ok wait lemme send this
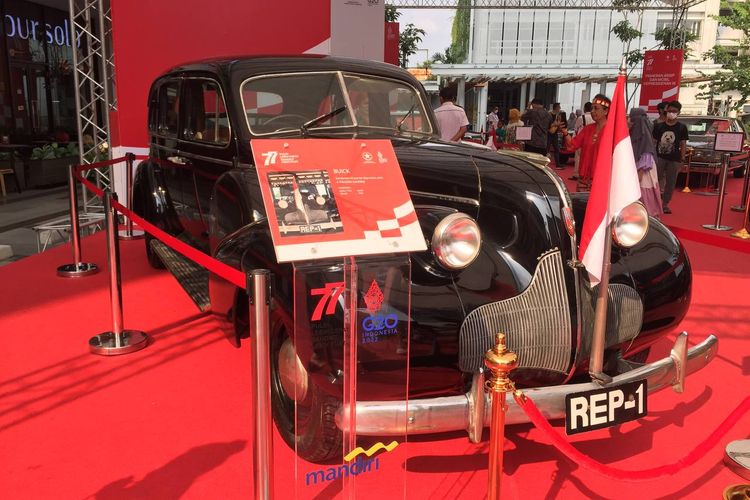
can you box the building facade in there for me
[431,0,736,130]
[1,0,75,141]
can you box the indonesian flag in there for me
[578,73,641,284]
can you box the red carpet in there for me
[1,199,750,498]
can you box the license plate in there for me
[565,380,647,435]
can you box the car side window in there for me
[184,79,231,145]
[156,80,180,137]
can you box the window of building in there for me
[655,18,702,37]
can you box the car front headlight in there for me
[431,213,481,270]
[612,202,649,247]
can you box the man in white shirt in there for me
[435,87,470,142]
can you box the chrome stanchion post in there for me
[89,190,149,355]
[702,152,733,231]
[119,152,145,240]
[249,269,273,500]
[731,156,750,212]
[58,164,99,277]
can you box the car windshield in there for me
[682,117,732,141]
[240,71,432,137]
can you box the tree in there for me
[432,46,462,64]
[399,24,426,68]
[385,6,400,22]
[612,0,699,105]
[449,0,470,63]
[699,0,750,111]
[611,0,648,105]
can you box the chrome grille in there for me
[579,283,644,358]
[459,249,572,374]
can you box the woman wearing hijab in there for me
[629,107,663,217]
[567,94,610,191]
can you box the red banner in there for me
[252,139,426,263]
[639,50,684,113]
[385,22,400,66]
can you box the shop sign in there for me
[4,15,81,48]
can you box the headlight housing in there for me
[612,202,649,247]
[431,213,481,270]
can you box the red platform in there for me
[1,172,750,498]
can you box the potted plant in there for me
[28,142,80,188]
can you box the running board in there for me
[149,239,210,312]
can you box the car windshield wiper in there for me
[396,104,417,133]
[301,106,348,135]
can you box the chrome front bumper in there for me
[335,333,718,439]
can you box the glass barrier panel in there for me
[283,256,410,498]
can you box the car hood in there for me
[393,141,482,211]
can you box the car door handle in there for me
[167,156,189,165]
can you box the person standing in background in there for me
[504,108,524,145]
[549,103,567,169]
[522,98,553,156]
[654,101,667,127]
[629,107,663,217]
[652,100,688,214]
[567,94,610,191]
[570,102,594,181]
[567,110,579,131]
[486,106,500,132]
[435,87,470,142]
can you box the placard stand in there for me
[278,256,411,499]
[250,138,422,498]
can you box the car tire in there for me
[733,165,746,178]
[270,327,342,463]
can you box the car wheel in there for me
[733,165,746,178]
[270,329,342,463]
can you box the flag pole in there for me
[589,59,628,385]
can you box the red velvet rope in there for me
[515,392,750,481]
[75,157,130,173]
[75,173,246,289]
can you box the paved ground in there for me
[0,185,99,266]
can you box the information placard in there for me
[714,131,745,153]
[252,139,427,262]
[516,126,532,141]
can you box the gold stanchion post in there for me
[682,148,693,193]
[484,332,518,500]
[730,197,750,239]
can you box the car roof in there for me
[164,55,414,82]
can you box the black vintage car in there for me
[133,55,717,461]
[681,115,749,178]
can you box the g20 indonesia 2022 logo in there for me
[361,280,398,344]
